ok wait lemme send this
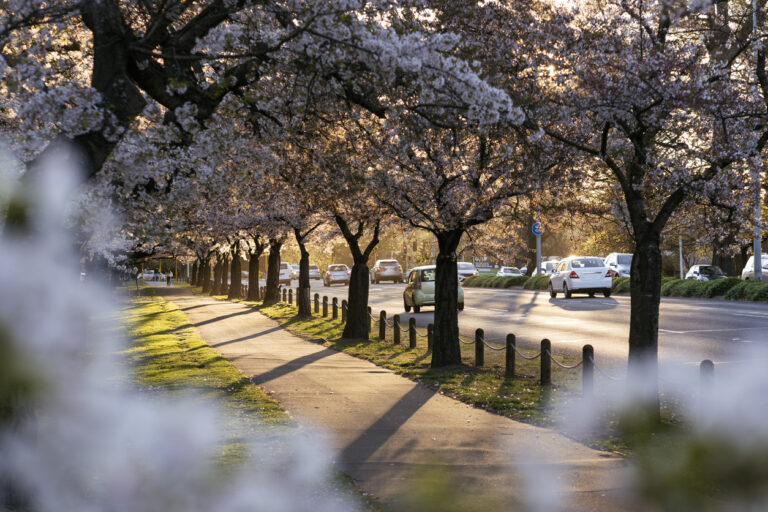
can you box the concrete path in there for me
[152,286,631,510]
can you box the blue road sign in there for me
[532,222,544,236]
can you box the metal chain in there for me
[458,337,475,345]
[510,343,542,360]
[545,349,583,369]
[588,355,623,381]
[480,337,507,351]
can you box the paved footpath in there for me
[152,286,631,510]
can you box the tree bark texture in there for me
[210,258,221,296]
[296,233,312,318]
[220,257,229,295]
[431,229,464,368]
[247,250,262,301]
[335,215,379,340]
[201,258,212,292]
[228,252,241,299]
[263,239,282,304]
[191,261,198,285]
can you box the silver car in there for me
[371,259,404,283]
[685,265,726,281]
[289,264,300,280]
[309,264,321,280]
[496,266,522,277]
[279,262,292,285]
[741,255,768,280]
[604,252,632,277]
[403,265,464,312]
[324,264,350,286]
[457,262,479,281]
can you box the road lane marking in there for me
[659,329,686,334]
[732,312,768,319]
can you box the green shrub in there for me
[462,275,530,288]
[612,277,631,293]
[523,275,551,290]
[701,277,741,298]
[661,279,704,297]
[725,280,768,302]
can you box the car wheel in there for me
[414,305,421,313]
[404,302,411,312]
[458,303,464,311]
[588,292,595,298]
[603,289,611,298]
[549,283,557,298]
[563,283,572,299]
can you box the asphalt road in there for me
[279,279,768,376]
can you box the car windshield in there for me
[280,263,289,269]
[617,255,632,265]
[570,257,605,268]
[502,267,518,272]
[329,265,346,271]
[420,269,436,282]
[699,266,724,275]
[309,265,318,270]
[381,261,399,267]
[457,263,475,270]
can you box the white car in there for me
[309,264,321,280]
[279,262,292,285]
[604,252,632,277]
[741,255,768,280]
[686,265,726,281]
[289,264,300,280]
[324,264,350,286]
[140,269,156,280]
[549,256,612,298]
[403,265,465,312]
[457,262,479,281]
[538,260,559,276]
[496,266,522,277]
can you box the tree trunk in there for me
[201,258,212,292]
[335,215,380,340]
[191,260,198,285]
[627,228,662,423]
[247,250,262,301]
[220,257,229,295]
[228,250,241,299]
[211,257,222,296]
[432,229,464,368]
[296,232,312,318]
[263,239,282,304]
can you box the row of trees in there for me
[2,0,767,418]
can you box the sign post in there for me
[532,222,544,276]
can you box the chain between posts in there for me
[545,349,584,369]
[588,355,623,381]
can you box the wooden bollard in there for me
[282,287,287,302]
[367,306,372,333]
[475,328,484,367]
[700,359,714,421]
[540,338,551,386]
[379,310,386,340]
[427,323,434,350]
[288,288,293,305]
[393,315,401,345]
[332,297,338,320]
[322,296,328,317]
[582,344,594,400]
[409,318,416,348]
[341,300,348,322]
[505,334,516,378]
[314,293,319,313]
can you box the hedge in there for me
[522,275,551,290]
[462,275,530,288]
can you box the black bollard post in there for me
[582,344,594,401]
[393,315,401,345]
[409,318,416,348]
[700,359,715,422]
[540,339,551,386]
[314,293,319,314]
[341,300,347,322]
[379,310,386,340]
[332,297,338,320]
[288,288,293,305]
[322,296,328,317]
[282,287,287,302]
[475,328,484,367]
[505,334,516,378]
[427,323,434,350]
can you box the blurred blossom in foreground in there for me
[0,149,359,512]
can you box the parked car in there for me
[457,262,479,281]
[279,262,292,285]
[371,259,404,283]
[289,264,300,280]
[496,266,522,277]
[140,269,156,280]
[324,264,350,286]
[538,260,559,276]
[549,256,612,298]
[403,265,464,312]
[685,265,726,281]
[309,264,321,280]
[604,253,633,277]
[741,255,768,280]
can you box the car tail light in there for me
[396,266,401,270]
[347,270,351,275]
[605,270,613,278]
[569,271,579,279]
[376,266,383,271]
